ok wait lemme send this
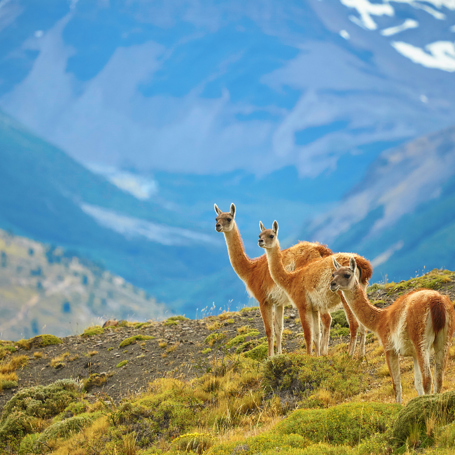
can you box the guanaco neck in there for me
[264,240,291,289]
[223,222,254,280]
[341,282,382,333]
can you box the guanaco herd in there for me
[214,203,455,403]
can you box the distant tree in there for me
[62,301,71,313]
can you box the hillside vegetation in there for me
[0,269,455,454]
[0,228,168,340]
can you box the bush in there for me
[82,326,104,337]
[206,432,310,455]
[36,412,100,444]
[243,344,268,361]
[262,352,368,407]
[274,402,401,446]
[171,432,213,453]
[392,390,455,446]
[0,378,83,448]
[330,310,348,328]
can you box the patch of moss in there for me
[240,306,258,313]
[206,432,310,455]
[226,331,260,349]
[384,269,453,297]
[119,335,154,348]
[275,402,401,446]
[82,326,104,338]
[167,315,188,322]
[331,328,350,337]
[164,320,178,326]
[116,360,128,368]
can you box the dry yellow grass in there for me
[33,351,43,358]
[206,321,222,331]
[166,343,180,353]
[50,352,69,367]
[158,341,167,348]
[0,354,28,373]
[49,416,109,455]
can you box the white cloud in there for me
[392,40,455,72]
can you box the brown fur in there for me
[259,222,371,357]
[215,204,333,356]
[331,260,455,403]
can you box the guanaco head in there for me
[214,203,236,232]
[258,220,279,249]
[330,256,357,291]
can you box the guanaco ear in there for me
[349,256,357,273]
[272,220,279,234]
[259,221,266,232]
[230,203,236,218]
[332,257,341,270]
[214,204,222,215]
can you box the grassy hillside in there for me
[0,269,454,454]
[0,228,168,340]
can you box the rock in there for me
[103,320,118,328]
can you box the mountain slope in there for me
[304,125,455,282]
[0,228,168,340]
[0,111,226,313]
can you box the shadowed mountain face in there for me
[304,125,455,282]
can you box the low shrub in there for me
[0,379,82,449]
[82,326,104,338]
[171,432,213,454]
[119,335,154,348]
[274,402,402,446]
[392,390,455,446]
[262,352,368,407]
[206,432,310,455]
[243,344,268,361]
[330,310,348,328]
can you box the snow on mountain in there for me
[0,0,454,179]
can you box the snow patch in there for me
[341,0,394,30]
[381,19,419,36]
[87,164,158,200]
[80,204,217,246]
[392,40,455,72]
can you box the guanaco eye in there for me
[269,235,274,239]
[227,218,231,222]
[332,273,335,278]
[344,273,351,279]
